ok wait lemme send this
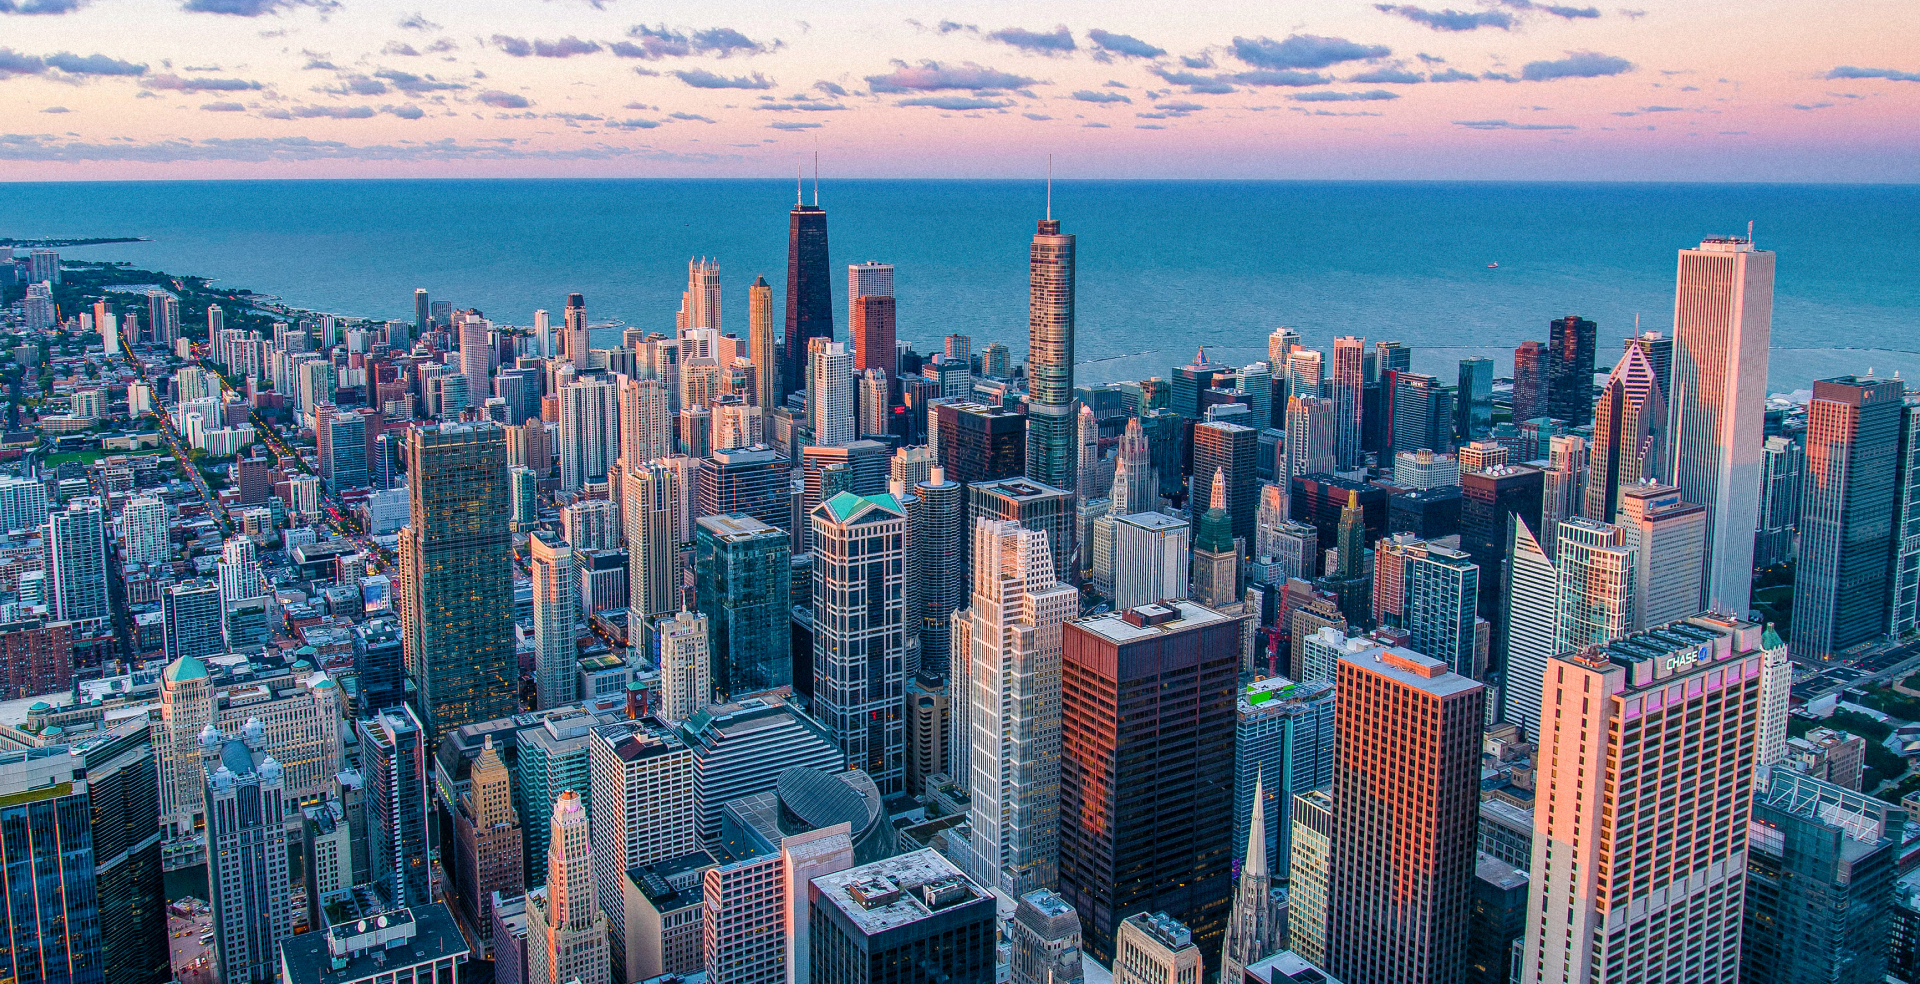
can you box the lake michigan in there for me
[2,178,1915,391]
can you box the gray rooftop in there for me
[810,848,991,937]
[1337,645,1483,700]
[277,904,468,984]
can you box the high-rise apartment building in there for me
[656,609,713,724]
[913,469,967,675]
[121,494,168,566]
[1059,602,1244,962]
[784,198,832,400]
[749,275,779,407]
[49,498,108,624]
[559,374,620,490]
[810,492,908,795]
[1512,341,1548,425]
[1407,544,1482,677]
[1546,315,1597,426]
[618,374,673,467]
[695,513,793,698]
[203,727,294,984]
[1552,518,1636,655]
[1326,645,1484,984]
[624,458,682,625]
[808,339,856,447]
[1331,336,1365,468]
[360,705,430,908]
[1537,435,1586,558]
[1616,483,1706,631]
[528,791,611,984]
[401,424,516,741]
[163,580,224,663]
[683,256,722,331]
[529,532,579,709]
[562,292,589,366]
[1521,616,1764,984]
[952,520,1075,896]
[1793,375,1904,661]
[934,401,1027,485]
[1666,235,1774,614]
[1026,215,1077,489]
[850,296,896,378]
[1285,395,1338,485]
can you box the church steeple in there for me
[1221,768,1280,981]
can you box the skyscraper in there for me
[1233,675,1335,876]
[1390,372,1455,455]
[49,498,108,624]
[1616,483,1706,631]
[528,791,612,984]
[968,478,1076,585]
[953,520,1075,897]
[848,260,894,308]
[1059,602,1244,963]
[1326,645,1484,984]
[618,375,673,468]
[656,609,712,723]
[1406,544,1481,677]
[808,340,855,448]
[1793,375,1904,661]
[850,296,896,378]
[460,317,493,411]
[589,718,696,975]
[563,293,589,367]
[784,196,832,400]
[400,424,516,741]
[1892,395,1920,637]
[202,726,293,984]
[1553,518,1636,656]
[121,494,168,566]
[1522,617,1763,984]
[530,532,579,709]
[1331,336,1365,469]
[1755,433,1803,568]
[1109,511,1190,610]
[163,580,223,663]
[455,737,524,948]
[1192,469,1241,609]
[695,513,793,698]
[1192,420,1259,546]
[1501,518,1555,739]
[1457,356,1493,441]
[1026,215,1076,489]
[683,256,722,332]
[1460,464,1543,645]
[1285,395,1338,487]
[625,458,682,625]
[913,469,967,676]
[933,402,1027,485]
[1512,341,1548,425]
[749,275,779,408]
[1546,315,1597,426]
[559,374,620,490]
[361,705,430,908]
[1537,434,1587,558]
[1583,344,1666,522]
[1112,416,1156,514]
[415,288,430,338]
[0,747,105,984]
[810,491,908,795]
[1666,234,1774,614]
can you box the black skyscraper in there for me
[1546,315,1597,426]
[784,201,832,401]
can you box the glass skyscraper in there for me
[1025,216,1076,489]
[0,747,104,984]
[783,199,832,401]
[694,513,792,698]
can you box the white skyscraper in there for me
[682,257,722,332]
[955,519,1076,897]
[808,340,855,447]
[217,536,262,604]
[1285,395,1338,491]
[624,459,681,625]
[121,495,170,567]
[530,532,579,710]
[848,260,894,309]
[559,375,621,490]
[459,317,494,411]
[49,498,108,624]
[1502,518,1557,740]
[527,791,611,984]
[1522,616,1764,984]
[1110,512,1190,610]
[1666,235,1774,614]
[589,719,696,975]
[619,375,674,468]
[656,609,712,724]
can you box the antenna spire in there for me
[1046,154,1052,221]
[813,150,819,207]
[1747,219,1754,246]
[796,164,802,206]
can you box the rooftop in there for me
[277,904,468,984]
[1337,645,1483,699]
[1074,599,1231,644]
[810,848,991,936]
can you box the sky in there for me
[0,0,1914,181]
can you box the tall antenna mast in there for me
[1747,219,1754,245]
[1046,154,1052,221]
[813,150,819,207]
[796,164,802,206]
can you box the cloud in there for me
[1086,29,1164,59]
[934,20,976,34]
[1229,70,1333,87]
[492,35,533,57]
[607,118,662,129]
[896,95,1013,110]
[1790,102,1833,111]
[531,37,602,58]
[669,111,716,122]
[293,104,375,118]
[1023,112,1051,120]
[1232,35,1390,70]
[769,120,822,130]
[477,89,530,108]
[396,12,437,30]
[1348,65,1424,84]
[385,104,423,119]
[302,58,339,71]
[326,75,389,95]
[0,0,84,12]
[1148,67,1237,94]
[1136,123,1166,129]
[144,74,263,92]
[0,50,47,77]
[40,105,68,112]
[864,61,1037,93]
[753,96,848,111]
[1083,122,1109,128]
[616,24,773,60]
[386,43,425,57]
[1181,53,1213,69]
[1521,51,1632,81]
[0,132,734,164]
[1429,68,1478,82]
[814,80,848,97]
[1374,5,1514,31]
[374,68,465,93]
[988,26,1075,55]
[1152,100,1205,116]
[1072,89,1131,104]
[1292,89,1399,101]
[200,101,245,111]
[673,69,773,89]
[1453,118,1576,129]
[1826,66,1920,83]
[45,52,147,76]
[181,0,335,15]
[1536,4,1601,19]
